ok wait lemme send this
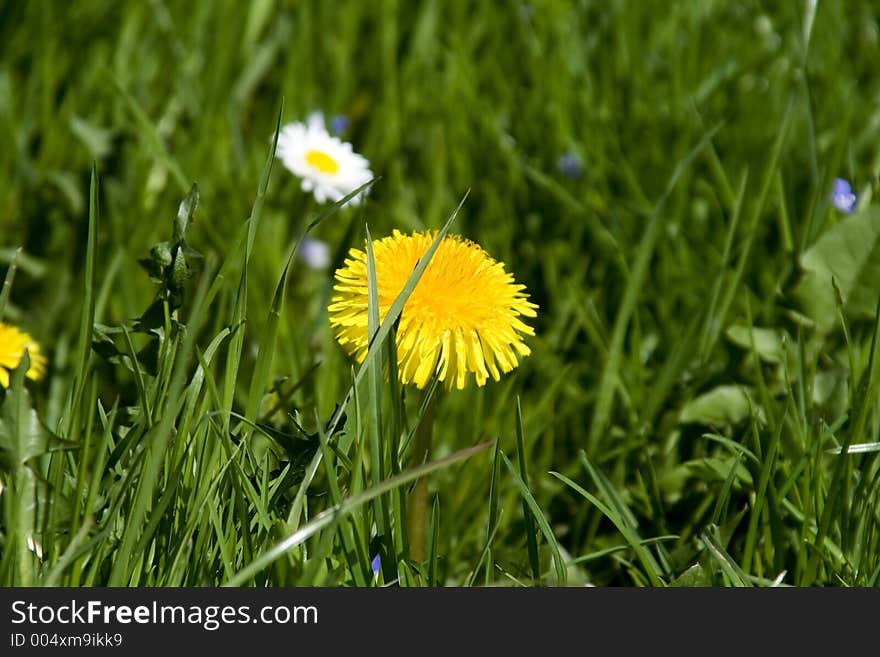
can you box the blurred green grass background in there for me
[2,0,880,586]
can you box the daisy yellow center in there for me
[304,149,339,175]
[328,230,538,390]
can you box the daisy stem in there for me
[407,387,440,564]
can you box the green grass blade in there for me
[550,467,664,586]
[501,453,566,585]
[742,414,783,574]
[0,247,21,322]
[224,440,492,586]
[67,164,99,434]
[107,259,214,585]
[222,102,284,435]
[514,397,540,581]
[588,124,721,451]
[110,75,189,193]
[700,526,751,587]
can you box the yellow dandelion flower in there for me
[328,230,538,390]
[0,322,47,389]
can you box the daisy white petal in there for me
[276,114,373,206]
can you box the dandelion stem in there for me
[407,387,439,564]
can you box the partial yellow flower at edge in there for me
[328,230,538,390]
[0,322,47,389]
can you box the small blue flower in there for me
[330,115,349,135]
[558,152,583,180]
[371,554,381,575]
[832,178,857,214]
[298,236,331,270]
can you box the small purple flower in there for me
[558,152,583,180]
[298,236,331,270]
[330,115,349,135]
[371,554,381,575]
[832,178,857,214]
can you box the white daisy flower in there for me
[276,112,373,206]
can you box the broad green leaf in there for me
[681,457,754,487]
[0,391,48,467]
[725,325,787,364]
[171,247,189,289]
[0,368,75,469]
[794,207,880,331]
[173,183,199,242]
[679,385,763,426]
[69,115,114,159]
[812,367,848,422]
[670,563,711,587]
